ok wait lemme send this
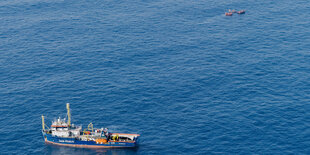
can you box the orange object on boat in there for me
[225,12,233,16]
[95,139,107,143]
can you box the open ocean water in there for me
[1,0,310,154]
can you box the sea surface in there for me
[1,0,310,154]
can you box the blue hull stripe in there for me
[43,132,137,148]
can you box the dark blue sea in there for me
[1,0,310,154]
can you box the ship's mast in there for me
[42,115,45,130]
[66,103,71,127]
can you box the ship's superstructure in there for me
[42,103,139,148]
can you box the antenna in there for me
[66,103,71,127]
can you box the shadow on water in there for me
[44,144,139,155]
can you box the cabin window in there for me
[119,137,132,141]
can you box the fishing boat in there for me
[237,10,246,14]
[41,103,140,148]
